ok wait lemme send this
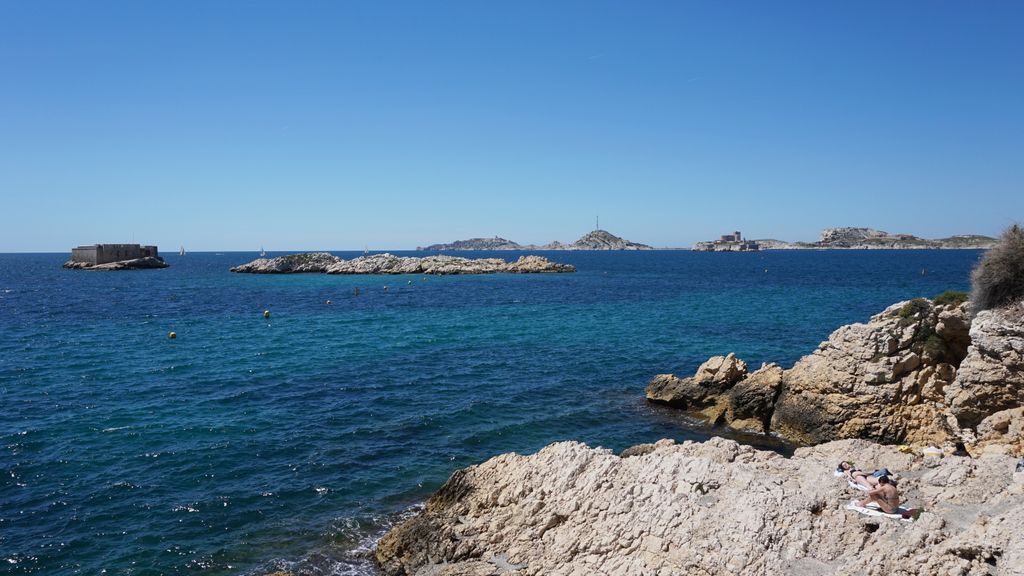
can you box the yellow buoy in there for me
[325,299,332,305]
[263,310,270,319]
[168,331,177,339]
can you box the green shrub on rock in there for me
[922,334,948,361]
[971,224,1024,313]
[897,298,931,322]
[933,290,969,307]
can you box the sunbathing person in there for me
[836,462,892,490]
[855,475,900,513]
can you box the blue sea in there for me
[0,249,983,575]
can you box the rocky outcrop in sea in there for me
[229,253,575,274]
[420,229,653,251]
[375,436,1024,575]
[646,297,1024,453]
[63,256,168,270]
[737,228,997,250]
[417,237,525,251]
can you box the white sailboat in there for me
[260,246,267,257]
[179,246,186,256]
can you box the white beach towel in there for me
[847,479,869,491]
[845,499,919,522]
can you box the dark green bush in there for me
[923,334,948,360]
[897,298,931,320]
[933,290,969,307]
[971,224,1024,313]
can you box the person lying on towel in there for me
[855,475,900,514]
[836,462,894,490]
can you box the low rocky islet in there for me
[62,256,168,270]
[229,252,576,274]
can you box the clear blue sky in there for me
[2,1,1022,251]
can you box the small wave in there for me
[253,504,424,576]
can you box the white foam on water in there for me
[253,504,425,576]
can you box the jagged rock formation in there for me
[229,253,575,274]
[973,408,1024,456]
[736,228,997,250]
[376,437,1024,576]
[420,230,653,251]
[648,355,784,435]
[646,298,1008,447]
[947,301,1024,430]
[63,256,168,270]
[648,297,1024,451]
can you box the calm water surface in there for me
[0,249,982,575]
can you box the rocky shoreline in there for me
[645,296,1023,454]
[229,252,575,274]
[372,294,1024,575]
[375,437,1023,575]
[62,256,168,270]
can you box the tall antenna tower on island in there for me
[596,215,599,231]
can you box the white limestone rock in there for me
[229,253,575,275]
[946,301,1024,429]
[376,437,1024,576]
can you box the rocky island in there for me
[63,243,168,270]
[419,229,653,251]
[694,227,997,251]
[229,252,575,274]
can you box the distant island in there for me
[230,252,575,274]
[693,227,996,251]
[63,243,168,270]
[419,229,653,251]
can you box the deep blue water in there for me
[0,249,983,575]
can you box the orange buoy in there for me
[168,331,177,339]
[263,310,270,319]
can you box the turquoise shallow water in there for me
[0,249,982,575]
